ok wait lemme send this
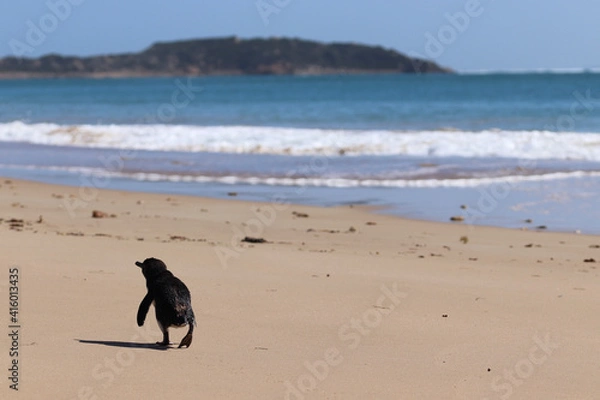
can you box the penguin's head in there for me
[135,257,168,280]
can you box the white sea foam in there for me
[3,121,600,161]
[132,170,600,188]
[2,164,600,189]
[460,67,600,75]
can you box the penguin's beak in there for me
[135,261,143,268]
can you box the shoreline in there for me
[1,165,597,235]
[1,177,599,398]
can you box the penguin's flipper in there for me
[137,293,153,326]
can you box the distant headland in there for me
[0,36,452,79]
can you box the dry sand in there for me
[0,178,598,399]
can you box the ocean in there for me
[1,73,600,233]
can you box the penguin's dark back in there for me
[151,272,191,301]
[151,272,193,319]
[137,258,195,326]
[154,271,191,308]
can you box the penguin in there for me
[135,258,196,348]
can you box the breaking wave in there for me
[2,121,600,161]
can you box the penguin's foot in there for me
[156,341,172,347]
[178,333,193,348]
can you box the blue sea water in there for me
[1,73,600,233]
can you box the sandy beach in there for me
[1,177,598,399]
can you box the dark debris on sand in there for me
[242,237,268,244]
[292,211,309,218]
[92,210,117,219]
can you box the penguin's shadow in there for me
[76,339,169,351]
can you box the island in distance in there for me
[0,36,452,79]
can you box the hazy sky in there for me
[2,0,598,72]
